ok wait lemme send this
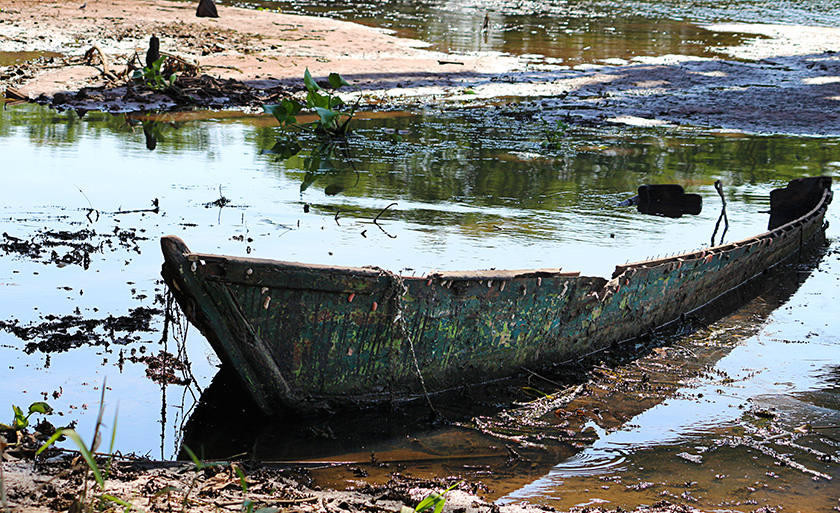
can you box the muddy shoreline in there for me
[2,0,840,134]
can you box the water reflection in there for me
[499,243,840,511]
[618,183,704,218]
[237,0,840,64]
[1,103,838,462]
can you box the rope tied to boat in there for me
[369,266,440,418]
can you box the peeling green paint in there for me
[161,178,833,416]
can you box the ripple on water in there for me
[548,447,628,478]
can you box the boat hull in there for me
[161,177,832,416]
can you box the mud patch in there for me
[127,349,191,386]
[1,226,146,269]
[0,306,160,354]
[112,21,267,55]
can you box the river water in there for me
[2,0,840,510]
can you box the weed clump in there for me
[263,69,359,138]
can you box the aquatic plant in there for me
[263,69,359,138]
[132,55,178,93]
[402,481,461,513]
[540,117,568,150]
[261,70,364,194]
[1,401,53,431]
[261,132,360,195]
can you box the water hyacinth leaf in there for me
[29,402,53,415]
[303,155,318,171]
[12,405,27,430]
[262,139,302,160]
[300,171,318,193]
[324,184,345,196]
[303,68,320,92]
[263,101,302,127]
[328,72,350,89]
[152,55,165,73]
[315,107,341,130]
[307,90,330,110]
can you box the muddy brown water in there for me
[0,51,62,67]
[239,0,840,65]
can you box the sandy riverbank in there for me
[2,0,840,134]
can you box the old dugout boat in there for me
[161,177,832,417]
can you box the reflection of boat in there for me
[161,177,832,417]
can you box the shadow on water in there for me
[179,229,832,502]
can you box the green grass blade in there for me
[103,405,119,480]
[234,465,248,493]
[182,444,203,470]
[101,493,135,512]
[63,429,105,489]
[35,429,66,456]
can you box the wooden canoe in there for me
[161,176,832,417]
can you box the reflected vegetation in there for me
[3,105,839,218]
[3,104,839,259]
[251,109,840,224]
[618,183,704,218]
[235,0,744,62]
[234,0,840,63]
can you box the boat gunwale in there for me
[612,186,832,278]
[174,187,832,286]
[159,177,833,415]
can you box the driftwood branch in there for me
[711,180,729,246]
[160,51,202,75]
[373,202,397,224]
[84,45,109,74]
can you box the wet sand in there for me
[2,0,840,134]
